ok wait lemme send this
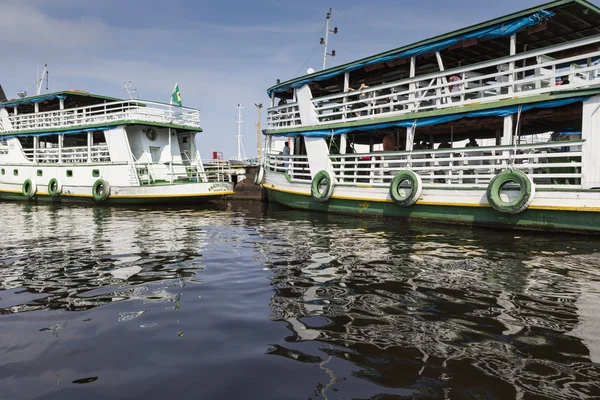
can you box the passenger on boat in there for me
[346,83,370,117]
[434,139,453,182]
[282,141,290,171]
[383,132,399,151]
[465,137,482,168]
[437,139,452,165]
[448,75,462,93]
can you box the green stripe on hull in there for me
[0,192,229,205]
[265,188,600,234]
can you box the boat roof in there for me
[0,90,122,109]
[267,0,600,96]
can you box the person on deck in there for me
[346,83,370,117]
[383,132,399,152]
[282,141,290,171]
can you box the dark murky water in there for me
[0,201,599,399]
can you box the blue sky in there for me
[2,0,598,159]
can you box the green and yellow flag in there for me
[171,83,182,106]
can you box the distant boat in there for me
[258,0,600,234]
[0,88,234,204]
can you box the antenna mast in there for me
[235,104,247,161]
[36,64,49,95]
[320,8,338,70]
[122,81,138,99]
[255,103,263,161]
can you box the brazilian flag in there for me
[171,83,182,106]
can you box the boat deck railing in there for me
[267,35,600,130]
[266,140,584,189]
[21,145,111,163]
[2,100,201,133]
[135,160,232,185]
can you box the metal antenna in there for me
[255,103,263,160]
[320,8,338,70]
[36,64,49,95]
[235,104,247,161]
[122,81,138,99]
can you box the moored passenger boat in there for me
[0,88,233,204]
[259,0,600,234]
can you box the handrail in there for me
[265,140,584,188]
[267,34,600,129]
[2,100,202,133]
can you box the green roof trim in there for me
[267,0,600,94]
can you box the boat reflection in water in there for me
[258,203,600,399]
[0,201,598,398]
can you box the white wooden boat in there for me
[259,0,600,233]
[0,89,233,204]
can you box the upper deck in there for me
[265,0,600,133]
[0,90,201,135]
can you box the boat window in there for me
[92,169,100,177]
[66,170,73,178]
[17,136,34,152]
[63,133,87,148]
[92,131,106,145]
[150,146,161,163]
[13,169,18,176]
[1,168,4,175]
[39,135,59,150]
[292,137,306,156]
[37,170,43,177]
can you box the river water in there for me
[0,201,599,399]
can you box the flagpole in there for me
[168,83,175,184]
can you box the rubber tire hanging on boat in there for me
[47,178,62,197]
[486,169,535,214]
[22,179,37,199]
[390,170,422,207]
[92,179,111,202]
[311,170,335,202]
[254,165,265,185]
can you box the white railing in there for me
[22,145,111,163]
[266,140,584,188]
[267,35,600,130]
[266,103,302,129]
[135,161,232,184]
[265,154,310,180]
[3,100,201,133]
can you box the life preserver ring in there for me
[311,170,335,202]
[22,179,37,199]
[92,179,110,201]
[486,169,535,214]
[390,170,422,206]
[254,165,264,185]
[47,178,62,197]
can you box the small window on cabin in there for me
[150,146,161,163]
[66,170,73,178]
[92,169,100,177]
[37,170,43,177]
[13,169,18,176]
[63,133,87,148]
[92,131,107,145]
[1,168,5,175]
[182,137,188,143]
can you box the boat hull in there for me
[264,185,600,234]
[0,182,233,205]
